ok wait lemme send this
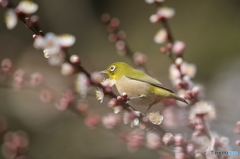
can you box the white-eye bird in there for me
[101,62,187,110]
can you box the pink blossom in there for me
[162,133,174,145]
[1,58,12,73]
[146,131,161,149]
[77,99,89,113]
[91,72,104,84]
[133,52,147,66]
[154,29,168,44]
[121,129,144,152]
[1,131,29,159]
[84,114,100,129]
[55,90,74,111]
[61,62,75,76]
[102,113,120,129]
[75,73,90,98]
[123,111,140,127]
[172,41,186,56]
[13,69,25,89]
[30,72,44,86]
[146,111,164,125]
[100,78,116,92]
[39,89,52,103]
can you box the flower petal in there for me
[5,9,18,30]
[17,0,38,14]
[57,34,76,47]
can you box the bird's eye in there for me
[110,65,116,72]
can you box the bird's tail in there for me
[169,93,188,104]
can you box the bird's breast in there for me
[116,76,157,106]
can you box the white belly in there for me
[116,76,158,107]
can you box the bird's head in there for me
[100,62,131,80]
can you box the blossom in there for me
[84,114,100,129]
[189,101,216,122]
[76,99,89,113]
[123,111,140,127]
[121,129,144,152]
[13,69,25,89]
[90,72,104,84]
[61,62,75,76]
[4,1,38,30]
[157,7,175,19]
[1,131,29,159]
[162,133,174,145]
[30,72,44,86]
[5,9,18,30]
[47,51,65,66]
[107,98,123,114]
[102,113,120,129]
[181,62,196,78]
[146,111,164,125]
[55,90,74,111]
[100,78,116,92]
[75,73,90,98]
[1,58,13,73]
[172,41,186,55]
[57,34,76,48]
[17,0,38,14]
[33,32,76,55]
[154,28,168,44]
[133,52,147,66]
[95,88,104,103]
[146,131,161,149]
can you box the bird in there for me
[100,62,187,110]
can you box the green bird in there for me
[101,62,187,110]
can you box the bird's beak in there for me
[99,70,109,74]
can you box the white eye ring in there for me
[110,65,116,72]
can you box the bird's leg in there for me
[127,95,145,103]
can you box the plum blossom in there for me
[90,72,104,84]
[17,0,38,14]
[75,73,90,98]
[55,90,74,111]
[5,9,18,30]
[95,88,104,103]
[102,113,120,129]
[100,78,116,92]
[13,69,25,89]
[162,133,174,145]
[146,111,164,125]
[172,41,186,56]
[61,62,75,76]
[133,52,147,66]
[84,114,100,129]
[145,131,161,149]
[189,101,216,122]
[4,1,38,30]
[154,28,168,44]
[1,131,29,159]
[30,72,44,86]
[77,99,89,113]
[123,111,140,127]
[1,58,13,73]
[157,7,175,19]
[145,0,164,4]
[33,32,76,56]
[120,129,144,152]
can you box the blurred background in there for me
[0,0,240,158]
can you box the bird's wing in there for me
[126,75,174,93]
